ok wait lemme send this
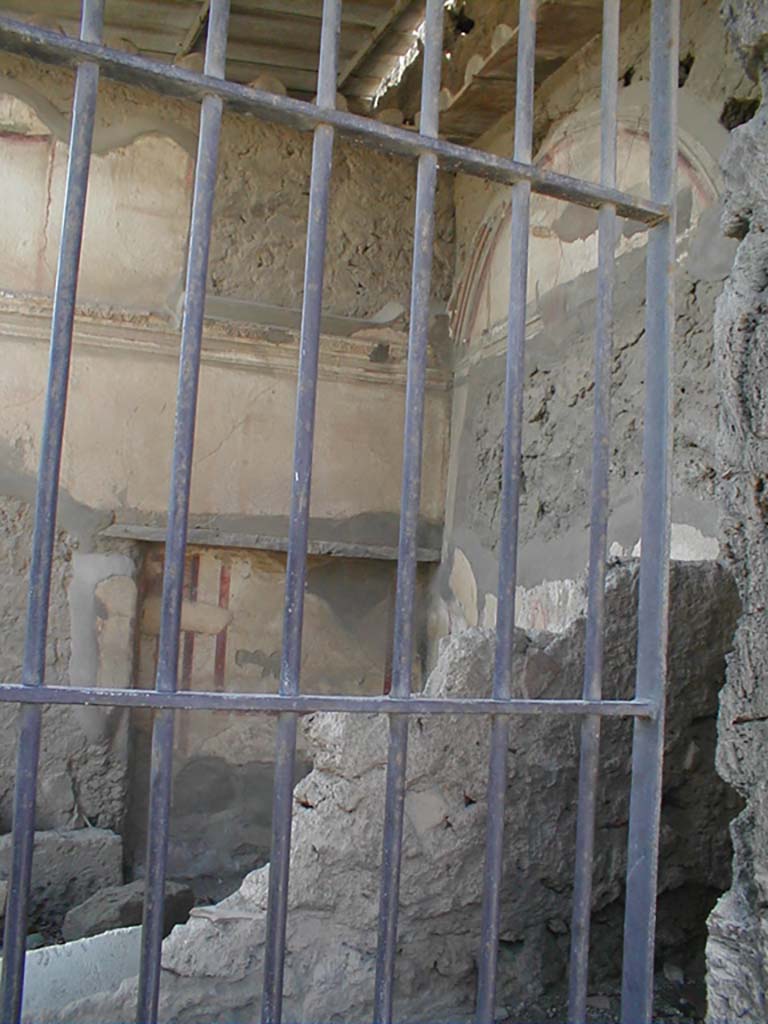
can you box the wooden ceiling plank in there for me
[337,0,421,90]
[225,59,318,90]
[228,10,372,47]
[223,39,324,72]
[230,0,392,28]
[176,0,209,56]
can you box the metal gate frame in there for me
[0,1,678,1022]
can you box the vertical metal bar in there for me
[0,3,103,1021]
[567,2,619,1020]
[261,3,341,1021]
[620,0,678,1020]
[373,3,443,1021]
[475,2,537,1021]
[135,3,230,1020]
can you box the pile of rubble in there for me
[0,828,192,948]
[19,561,738,1024]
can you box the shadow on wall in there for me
[124,545,433,902]
[43,560,743,1024]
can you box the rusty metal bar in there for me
[135,3,230,1021]
[0,16,668,226]
[373,2,444,1020]
[567,1,620,1019]
[261,2,342,1022]
[620,0,679,1020]
[475,1,537,1021]
[0,3,104,1021]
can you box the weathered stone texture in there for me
[707,3,768,1020]
[62,879,194,943]
[453,250,725,576]
[57,563,738,1023]
[212,116,456,322]
[0,828,122,937]
[0,497,128,835]
[440,0,753,644]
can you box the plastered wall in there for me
[437,0,755,641]
[121,545,432,896]
[0,55,452,878]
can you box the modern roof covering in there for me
[0,1,608,139]
[0,0,426,109]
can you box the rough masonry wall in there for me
[0,496,136,838]
[124,546,431,900]
[437,0,756,641]
[706,3,768,1021]
[50,562,739,1023]
[0,53,455,321]
[0,498,108,833]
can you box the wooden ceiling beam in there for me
[337,0,422,91]
[177,0,209,56]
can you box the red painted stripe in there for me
[214,563,231,693]
[178,554,200,757]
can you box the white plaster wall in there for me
[0,926,141,1023]
[0,330,449,526]
[0,96,191,312]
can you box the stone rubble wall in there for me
[0,497,136,836]
[0,55,455,321]
[52,562,739,1024]
[706,3,768,1021]
[436,0,758,648]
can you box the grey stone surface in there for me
[721,0,768,80]
[0,926,140,1024]
[450,232,727,598]
[55,563,738,1023]
[0,497,131,836]
[0,829,122,937]
[707,3,768,1020]
[62,879,194,943]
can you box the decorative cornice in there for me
[0,296,451,391]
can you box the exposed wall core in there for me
[126,545,412,901]
[707,2,768,1020]
[437,1,745,644]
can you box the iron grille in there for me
[0,0,679,1022]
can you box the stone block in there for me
[62,879,194,942]
[0,925,141,1023]
[0,829,122,935]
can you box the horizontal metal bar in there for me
[0,684,656,719]
[0,17,668,226]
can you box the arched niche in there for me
[0,89,195,314]
[451,86,730,347]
